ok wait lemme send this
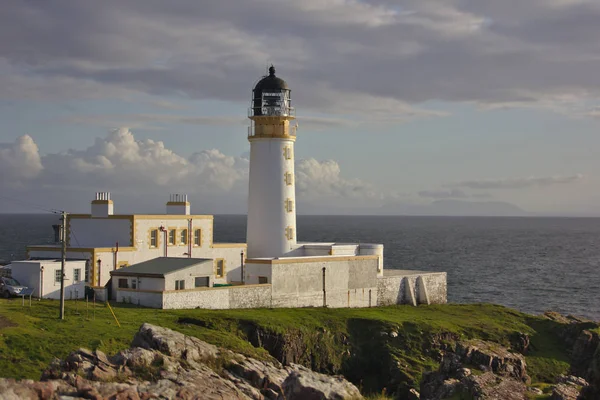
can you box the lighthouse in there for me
[246,66,298,258]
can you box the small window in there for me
[258,276,268,284]
[284,172,293,186]
[54,269,61,284]
[215,259,225,278]
[285,226,294,240]
[285,198,294,213]
[118,261,129,269]
[194,229,202,247]
[168,229,176,245]
[180,229,188,245]
[73,268,81,282]
[131,279,137,289]
[150,229,158,248]
[175,280,185,290]
[283,146,293,160]
[195,277,209,287]
[118,278,128,289]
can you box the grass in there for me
[0,299,591,394]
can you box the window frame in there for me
[150,229,159,248]
[54,269,61,284]
[175,279,185,290]
[215,259,225,278]
[73,268,81,283]
[284,172,293,186]
[194,229,202,247]
[285,198,294,213]
[168,228,176,246]
[180,229,188,245]
[285,226,294,240]
[118,278,129,289]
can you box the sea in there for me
[1,214,598,321]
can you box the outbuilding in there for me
[9,259,88,299]
[110,257,215,301]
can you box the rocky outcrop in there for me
[421,340,531,400]
[1,323,361,400]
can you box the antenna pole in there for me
[59,211,67,320]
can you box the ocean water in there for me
[1,214,599,320]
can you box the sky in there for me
[1,0,600,216]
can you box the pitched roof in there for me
[110,257,212,278]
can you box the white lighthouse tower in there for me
[246,66,298,258]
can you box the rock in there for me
[132,323,219,363]
[511,332,530,354]
[528,386,544,395]
[390,331,398,338]
[456,339,529,382]
[407,388,420,399]
[557,374,588,387]
[466,371,527,400]
[7,323,365,400]
[551,383,582,400]
[282,365,362,400]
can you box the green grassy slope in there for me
[0,299,584,395]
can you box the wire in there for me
[0,194,63,214]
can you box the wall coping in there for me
[117,283,271,295]
[246,255,379,265]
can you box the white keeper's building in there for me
[14,66,447,308]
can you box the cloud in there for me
[0,135,43,184]
[1,0,599,118]
[0,129,379,212]
[447,174,584,190]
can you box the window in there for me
[180,229,188,245]
[258,276,268,284]
[131,279,137,289]
[73,268,81,283]
[194,229,202,247]
[215,259,225,278]
[118,278,128,289]
[54,269,61,284]
[195,277,209,288]
[285,226,294,240]
[168,229,176,245]
[85,260,90,283]
[283,146,293,160]
[285,198,294,213]
[284,172,293,186]
[175,280,185,290]
[118,261,129,269]
[150,229,158,248]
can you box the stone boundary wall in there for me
[116,284,272,309]
[377,272,447,306]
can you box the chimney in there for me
[91,192,114,218]
[166,194,190,215]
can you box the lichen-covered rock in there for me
[456,339,529,382]
[282,365,362,400]
[551,383,582,400]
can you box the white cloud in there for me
[0,135,43,183]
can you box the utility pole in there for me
[59,211,67,320]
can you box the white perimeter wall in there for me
[270,257,380,308]
[116,284,272,309]
[377,272,447,306]
[246,137,297,258]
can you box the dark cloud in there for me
[0,0,599,116]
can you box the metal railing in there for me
[248,106,296,118]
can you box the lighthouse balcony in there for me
[248,106,295,118]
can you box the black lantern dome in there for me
[251,66,293,117]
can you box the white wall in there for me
[10,260,87,299]
[69,218,132,247]
[164,262,214,290]
[246,137,297,258]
